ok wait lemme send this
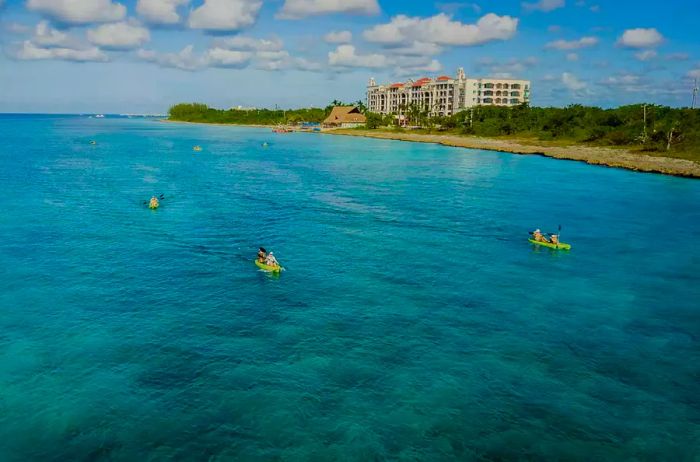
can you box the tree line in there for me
[168,102,699,159]
[366,102,699,158]
[168,100,366,125]
[168,103,328,125]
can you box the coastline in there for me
[324,129,700,179]
[160,119,700,178]
[160,119,273,128]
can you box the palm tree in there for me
[355,100,367,114]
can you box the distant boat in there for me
[95,114,105,118]
[193,145,203,152]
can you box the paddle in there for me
[142,194,165,204]
[555,224,562,249]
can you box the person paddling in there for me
[265,252,279,267]
[257,247,267,263]
[149,196,159,209]
[532,229,549,243]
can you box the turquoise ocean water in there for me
[0,114,699,461]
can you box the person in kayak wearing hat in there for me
[257,247,267,263]
[550,233,560,246]
[532,229,549,243]
[265,252,279,267]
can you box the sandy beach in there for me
[324,129,700,179]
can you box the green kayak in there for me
[255,260,282,272]
[528,238,571,250]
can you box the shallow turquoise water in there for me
[1,114,699,461]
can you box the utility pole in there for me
[642,104,648,143]
[692,78,698,109]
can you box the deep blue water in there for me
[1,114,699,461]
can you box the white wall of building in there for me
[367,68,531,116]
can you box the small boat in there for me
[528,238,571,250]
[193,145,202,152]
[89,140,97,145]
[95,114,105,118]
[255,260,282,272]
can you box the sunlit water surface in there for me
[1,115,699,461]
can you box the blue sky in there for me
[0,0,698,113]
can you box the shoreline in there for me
[161,119,700,178]
[324,129,700,179]
[160,119,273,128]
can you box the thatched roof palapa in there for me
[323,106,366,125]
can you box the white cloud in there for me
[254,50,323,72]
[600,74,640,86]
[328,44,387,68]
[634,50,657,61]
[277,0,379,20]
[138,45,204,70]
[566,52,578,61]
[138,44,252,70]
[26,0,126,25]
[324,30,352,44]
[562,72,586,91]
[394,59,442,77]
[522,0,565,12]
[206,47,252,67]
[477,56,537,76]
[188,0,262,32]
[33,20,73,48]
[390,41,443,57]
[327,44,442,76]
[213,36,284,51]
[136,0,189,25]
[617,28,663,48]
[545,36,598,50]
[11,39,108,62]
[137,43,320,72]
[363,13,518,47]
[87,21,150,50]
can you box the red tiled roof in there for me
[437,75,451,81]
[390,82,404,88]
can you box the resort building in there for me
[366,68,531,116]
[323,106,366,128]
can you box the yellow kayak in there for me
[255,260,282,272]
[528,238,571,250]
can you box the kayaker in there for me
[149,196,159,208]
[265,252,279,267]
[550,234,560,245]
[533,229,547,242]
[257,247,267,263]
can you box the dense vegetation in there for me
[368,103,700,160]
[169,103,328,125]
[168,100,364,125]
[169,102,700,160]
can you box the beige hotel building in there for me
[367,68,531,116]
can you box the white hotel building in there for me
[367,68,531,116]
